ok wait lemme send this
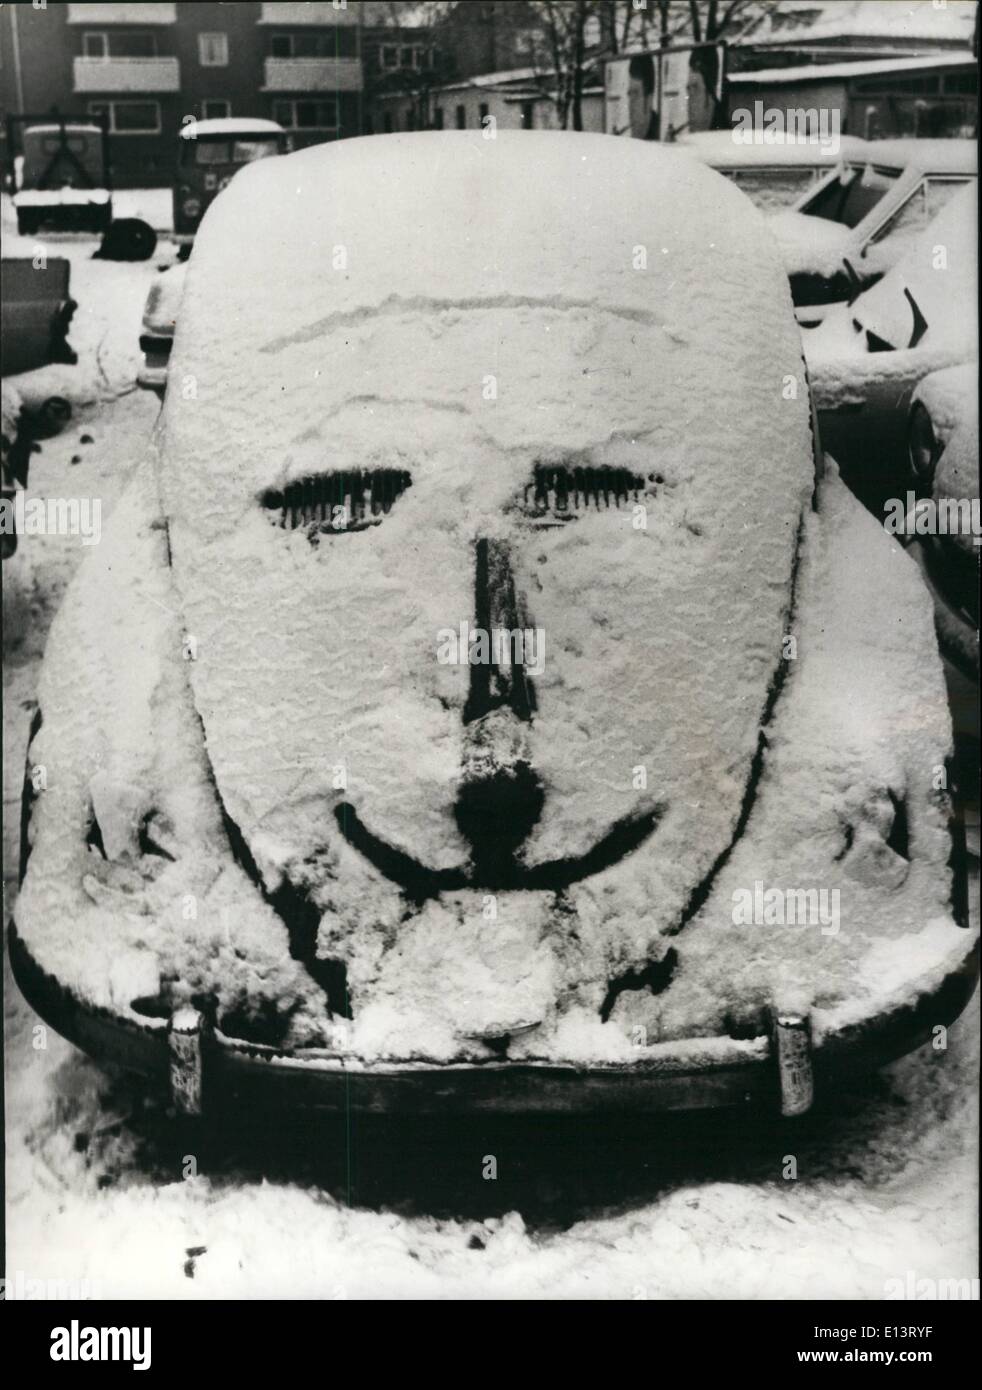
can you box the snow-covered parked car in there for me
[903,363,979,680]
[804,182,977,496]
[770,138,976,319]
[676,131,869,212]
[12,133,976,1120]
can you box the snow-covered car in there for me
[676,131,869,212]
[12,133,975,1121]
[770,138,977,318]
[804,182,977,495]
[903,363,979,680]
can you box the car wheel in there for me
[96,218,158,262]
[907,401,942,495]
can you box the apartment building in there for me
[1,2,363,187]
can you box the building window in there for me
[87,100,161,135]
[82,31,159,58]
[272,99,339,131]
[406,109,416,131]
[455,104,466,129]
[401,46,413,67]
[433,107,444,129]
[271,30,357,58]
[202,99,232,121]
[521,101,534,129]
[198,33,228,68]
[479,103,489,123]
[382,45,399,69]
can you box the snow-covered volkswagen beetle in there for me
[13,133,976,1119]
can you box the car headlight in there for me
[181,196,202,220]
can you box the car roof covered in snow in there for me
[676,131,868,169]
[24,123,103,135]
[862,138,978,175]
[179,117,285,139]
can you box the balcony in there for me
[263,57,363,92]
[259,2,360,25]
[67,3,176,21]
[73,56,181,94]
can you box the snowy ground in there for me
[3,198,978,1300]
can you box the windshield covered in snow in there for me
[188,138,281,167]
[801,162,899,227]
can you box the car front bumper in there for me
[9,918,977,1120]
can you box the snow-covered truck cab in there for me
[11,119,112,237]
[13,133,976,1121]
[173,117,288,251]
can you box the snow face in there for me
[16,134,970,1066]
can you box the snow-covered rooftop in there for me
[737,0,977,48]
[729,51,978,84]
[676,131,868,168]
[179,117,285,140]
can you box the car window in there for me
[801,162,899,227]
[867,176,972,251]
[194,141,232,165]
[724,167,819,211]
[231,140,280,164]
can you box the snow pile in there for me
[16,134,972,1064]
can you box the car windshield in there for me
[800,162,899,227]
[192,138,280,166]
[724,167,820,211]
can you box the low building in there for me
[368,64,605,135]
[726,53,978,140]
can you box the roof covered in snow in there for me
[862,137,978,173]
[729,52,978,83]
[676,130,868,168]
[179,117,285,140]
[736,0,977,48]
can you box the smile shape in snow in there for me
[334,536,663,899]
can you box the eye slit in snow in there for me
[886,789,909,862]
[86,809,107,860]
[260,469,412,539]
[520,464,648,525]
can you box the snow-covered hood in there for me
[767,209,851,277]
[17,134,971,1066]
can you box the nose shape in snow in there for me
[455,538,545,877]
